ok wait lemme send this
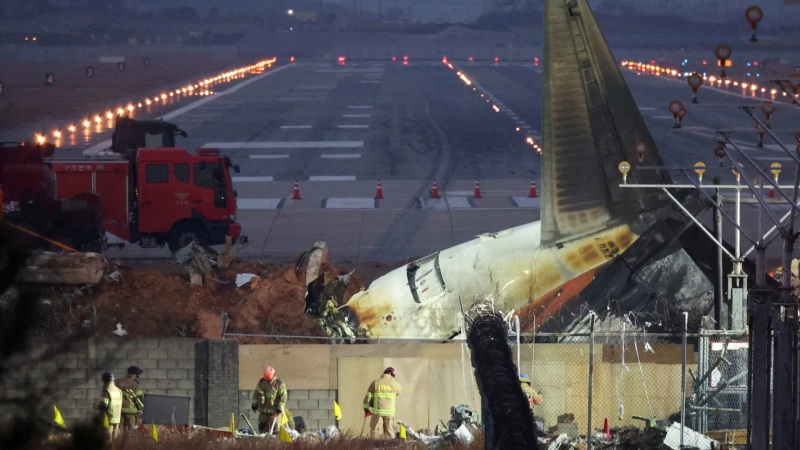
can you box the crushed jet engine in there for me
[307,0,727,338]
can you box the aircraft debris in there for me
[112,322,127,337]
[662,422,717,449]
[17,251,104,285]
[235,273,259,288]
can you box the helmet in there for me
[384,367,396,377]
[102,372,115,383]
[127,366,144,376]
[264,366,276,381]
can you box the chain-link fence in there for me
[509,328,749,442]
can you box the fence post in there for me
[220,312,227,339]
[587,314,595,450]
[681,312,688,449]
[515,316,521,376]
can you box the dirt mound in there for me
[39,259,365,341]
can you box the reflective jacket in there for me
[252,378,287,414]
[363,374,403,416]
[115,375,144,415]
[99,382,123,425]
[520,376,542,407]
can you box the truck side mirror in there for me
[233,164,241,174]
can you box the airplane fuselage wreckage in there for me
[307,0,724,339]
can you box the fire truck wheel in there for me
[168,222,208,253]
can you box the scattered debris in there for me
[112,323,128,337]
[235,273,259,288]
[104,271,121,282]
[18,251,104,285]
[663,423,717,450]
[175,242,215,287]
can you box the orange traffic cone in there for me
[473,180,482,199]
[375,180,384,200]
[528,180,537,198]
[431,179,440,199]
[292,180,301,200]
[603,418,611,440]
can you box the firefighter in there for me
[115,366,145,430]
[95,372,123,440]
[520,373,543,410]
[363,367,403,439]
[251,366,287,434]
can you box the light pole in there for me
[616,106,800,447]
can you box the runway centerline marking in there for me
[348,105,374,109]
[238,199,284,210]
[233,176,274,182]
[249,155,290,159]
[321,154,361,159]
[324,198,377,209]
[203,141,364,149]
[281,125,313,129]
[309,176,356,181]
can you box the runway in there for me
[8,58,800,263]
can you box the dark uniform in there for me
[115,367,144,430]
[251,366,287,434]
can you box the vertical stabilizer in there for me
[541,0,671,247]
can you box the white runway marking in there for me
[233,176,274,182]
[249,155,290,159]
[281,125,313,129]
[204,141,364,149]
[238,199,284,210]
[84,64,293,155]
[321,154,361,159]
[418,197,473,209]
[338,125,369,129]
[324,198,376,209]
[309,176,356,181]
[511,197,541,208]
[343,114,372,118]
[348,105,374,109]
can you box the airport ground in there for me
[2,53,799,267]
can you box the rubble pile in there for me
[28,252,365,341]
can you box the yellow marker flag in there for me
[280,412,288,426]
[53,405,65,427]
[151,423,159,442]
[279,424,293,443]
[333,401,342,421]
[229,413,236,434]
[103,413,109,430]
[399,423,407,440]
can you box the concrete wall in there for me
[239,342,694,433]
[237,389,338,431]
[0,338,230,427]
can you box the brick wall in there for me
[238,389,337,431]
[206,340,238,429]
[0,338,216,426]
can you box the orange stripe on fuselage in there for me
[515,266,603,332]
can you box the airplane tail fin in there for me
[541,0,671,247]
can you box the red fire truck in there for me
[2,118,245,252]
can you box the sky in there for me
[111,0,800,24]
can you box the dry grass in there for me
[35,427,486,450]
